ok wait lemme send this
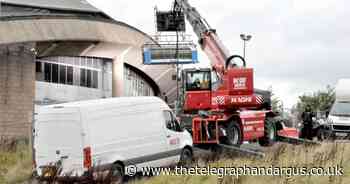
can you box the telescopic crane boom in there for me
[174,0,242,75]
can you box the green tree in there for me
[296,85,335,114]
[268,86,283,113]
[272,96,283,113]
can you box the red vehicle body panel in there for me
[239,111,265,141]
[227,68,254,96]
[277,128,299,138]
[184,91,211,111]
[192,111,266,144]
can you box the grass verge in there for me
[133,143,350,184]
[0,141,349,184]
[0,139,32,184]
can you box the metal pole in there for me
[240,34,252,62]
[243,40,246,61]
[176,31,179,102]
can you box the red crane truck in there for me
[169,0,299,148]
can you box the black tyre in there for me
[178,148,193,167]
[258,118,276,147]
[109,163,124,184]
[222,121,242,146]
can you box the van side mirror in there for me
[166,121,173,129]
[175,121,183,132]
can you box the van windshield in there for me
[330,102,350,116]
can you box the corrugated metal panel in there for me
[1,0,100,13]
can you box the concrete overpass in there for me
[0,0,178,138]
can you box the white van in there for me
[33,97,193,182]
[324,79,350,138]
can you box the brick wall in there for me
[0,43,35,139]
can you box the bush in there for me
[0,137,32,184]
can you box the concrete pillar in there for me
[111,46,133,97]
[112,59,124,97]
[0,43,36,139]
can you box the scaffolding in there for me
[142,4,200,112]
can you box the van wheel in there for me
[178,148,193,167]
[109,163,124,184]
[222,120,242,146]
[258,118,276,147]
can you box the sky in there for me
[88,0,350,108]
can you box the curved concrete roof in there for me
[0,16,149,45]
[1,0,100,13]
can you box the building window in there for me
[52,64,59,83]
[80,68,87,87]
[59,65,66,84]
[67,66,73,85]
[93,70,98,88]
[44,63,51,82]
[37,57,102,89]
[123,66,155,97]
[87,70,92,87]
[80,68,98,89]
[36,62,45,82]
[36,62,42,73]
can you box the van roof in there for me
[336,79,350,102]
[45,97,168,109]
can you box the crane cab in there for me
[182,68,213,112]
[182,67,267,112]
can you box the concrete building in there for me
[0,0,178,138]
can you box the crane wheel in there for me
[221,120,242,146]
[258,118,276,147]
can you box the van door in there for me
[163,111,183,163]
[34,107,84,176]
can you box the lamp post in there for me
[240,34,252,61]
